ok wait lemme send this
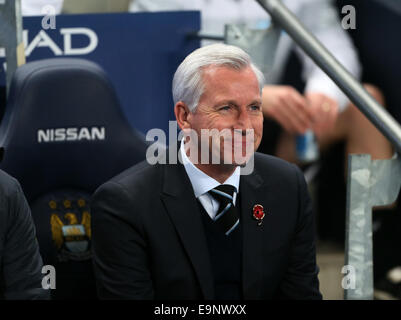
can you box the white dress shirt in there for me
[129,0,361,111]
[180,141,240,220]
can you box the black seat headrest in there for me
[0,58,148,201]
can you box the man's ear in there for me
[174,101,192,130]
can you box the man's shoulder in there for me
[252,152,302,185]
[97,160,163,196]
[254,152,297,174]
[0,169,21,199]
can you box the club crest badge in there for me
[49,197,92,262]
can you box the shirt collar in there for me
[180,140,240,198]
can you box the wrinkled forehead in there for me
[200,65,261,98]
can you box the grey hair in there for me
[172,43,265,112]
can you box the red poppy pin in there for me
[252,204,265,226]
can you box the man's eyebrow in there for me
[249,100,262,105]
[213,99,262,107]
[212,100,237,109]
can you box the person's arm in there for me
[91,181,154,299]
[276,165,322,299]
[1,179,49,300]
[293,0,362,111]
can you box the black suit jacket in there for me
[0,170,49,300]
[91,152,322,300]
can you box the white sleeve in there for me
[291,0,362,111]
[129,0,189,12]
[21,0,64,16]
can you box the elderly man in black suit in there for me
[91,43,322,300]
[0,169,49,299]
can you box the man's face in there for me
[186,65,263,167]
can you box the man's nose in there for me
[236,109,252,132]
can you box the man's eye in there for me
[219,106,231,111]
[250,105,261,111]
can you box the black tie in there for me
[208,185,240,236]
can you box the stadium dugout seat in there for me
[0,58,149,299]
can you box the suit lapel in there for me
[160,162,214,299]
[240,167,267,299]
